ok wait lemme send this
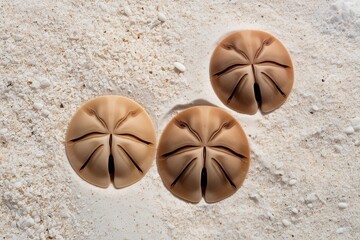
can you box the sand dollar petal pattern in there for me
[65,95,156,188]
[210,30,294,114]
[157,106,250,203]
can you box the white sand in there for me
[1,0,359,239]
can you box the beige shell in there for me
[210,30,294,115]
[157,106,250,203]
[65,95,156,188]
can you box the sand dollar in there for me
[65,95,156,188]
[157,106,250,203]
[210,30,294,114]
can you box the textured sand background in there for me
[1,0,359,239]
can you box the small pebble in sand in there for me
[351,117,360,131]
[33,102,43,110]
[23,217,35,228]
[336,227,346,234]
[41,109,50,117]
[38,77,51,89]
[305,192,318,203]
[311,104,319,111]
[13,34,24,41]
[174,62,186,72]
[288,179,298,186]
[158,12,166,22]
[343,126,354,135]
[274,161,284,169]
[291,207,299,214]
[334,144,343,153]
[282,219,291,227]
[123,6,132,16]
[249,192,259,202]
[338,202,348,209]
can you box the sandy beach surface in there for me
[1,0,359,239]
